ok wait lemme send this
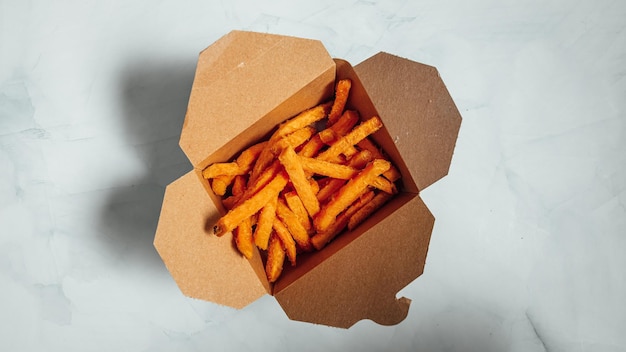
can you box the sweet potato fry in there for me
[231,175,247,197]
[315,150,373,203]
[276,198,312,251]
[278,145,320,217]
[311,190,375,250]
[266,234,285,283]
[357,138,401,182]
[236,141,268,173]
[328,79,352,126]
[270,126,316,155]
[214,171,288,236]
[284,191,312,233]
[272,219,297,266]
[314,159,391,233]
[317,116,383,163]
[298,109,360,158]
[202,162,242,179]
[234,217,254,259]
[348,192,393,231]
[211,175,233,196]
[368,176,397,194]
[254,197,277,250]
[298,156,357,179]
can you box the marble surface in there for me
[1,0,625,350]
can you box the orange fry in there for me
[328,79,352,126]
[278,146,320,217]
[231,175,247,197]
[284,191,312,233]
[202,162,242,179]
[298,109,360,158]
[265,234,285,283]
[348,192,393,231]
[214,171,288,236]
[254,197,277,250]
[270,126,316,155]
[211,174,233,196]
[357,138,401,182]
[234,217,254,259]
[314,159,391,232]
[236,141,268,174]
[276,198,312,252]
[272,219,297,266]
[317,116,383,163]
[298,155,357,179]
[368,176,397,194]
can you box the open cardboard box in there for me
[154,30,461,328]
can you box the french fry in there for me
[202,162,242,179]
[265,234,285,283]
[234,217,254,259]
[236,141,268,174]
[272,219,297,266]
[314,159,391,233]
[298,155,357,180]
[214,171,288,236]
[316,150,373,203]
[357,138,401,182]
[231,175,247,197]
[211,175,233,196]
[348,192,393,231]
[284,191,312,233]
[278,145,320,217]
[328,79,352,126]
[311,190,375,250]
[270,126,316,155]
[276,198,312,251]
[317,116,383,163]
[368,176,397,194]
[298,109,359,158]
[254,197,277,250]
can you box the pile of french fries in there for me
[203,79,401,282]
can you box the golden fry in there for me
[265,234,285,283]
[357,138,401,182]
[236,141,268,174]
[284,191,312,233]
[276,198,312,252]
[314,159,391,233]
[254,197,277,250]
[278,146,320,217]
[231,175,247,197]
[214,171,288,236]
[298,109,359,158]
[272,219,297,266]
[234,217,254,259]
[317,116,383,163]
[211,175,233,196]
[348,192,393,231]
[270,126,316,155]
[202,162,242,179]
[368,176,397,194]
[298,155,357,180]
[328,79,352,126]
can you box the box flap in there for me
[180,30,336,168]
[354,52,462,191]
[274,194,434,328]
[154,170,270,308]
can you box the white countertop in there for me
[1,0,625,351]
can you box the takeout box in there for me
[153,30,461,328]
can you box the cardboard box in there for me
[154,30,461,328]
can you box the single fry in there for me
[272,219,297,266]
[328,79,352,126]
[298,155,357,180]
[278,146,320,217]
[314,159,391,233]
[317,116,383,163]
[283,191,312,233]
[348,192,393,231]
[368,176,397,194]
[211,175,233,196]
[231,175,247,197]
[234,217,254,259]
[203,162,242,179]
[254,197,277,250]
[214,171,288,236]
[276,198,312,251]
[265,234,285,283]
[236,141,268,174]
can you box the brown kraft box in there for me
[153,30,462,328]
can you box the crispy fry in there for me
[270,126,316,155]
[298,109,360,158]
[314,159,391,232]
[234,217,254,259]
[348,192,393,231]
[284,191,312,233]
[328,79,352,126]
[278,146,320,217]
[357,138,401,182]
[311,190,375,250]
[298,155,357,180]
[236,141,268,173]
[316,150,373,203]
[214,171,288,236]
[276,198,312,251]
[203,162,242,179]
[368,176,397,194]
[317,116,383,163]
[231,175,247,197]
[254,197,277,250]
[211,175,233,196]
[309,178,320,195]
[272,219,297,266]
[265,234,285,283]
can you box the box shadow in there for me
[98,59,195,274]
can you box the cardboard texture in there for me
[154,30,461,328]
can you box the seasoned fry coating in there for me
[266,234,285,283]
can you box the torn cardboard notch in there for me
[154,30,461,328]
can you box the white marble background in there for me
[1,0,625,351]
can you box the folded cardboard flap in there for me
[154,30,462,328]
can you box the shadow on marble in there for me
[98,59,195,274]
